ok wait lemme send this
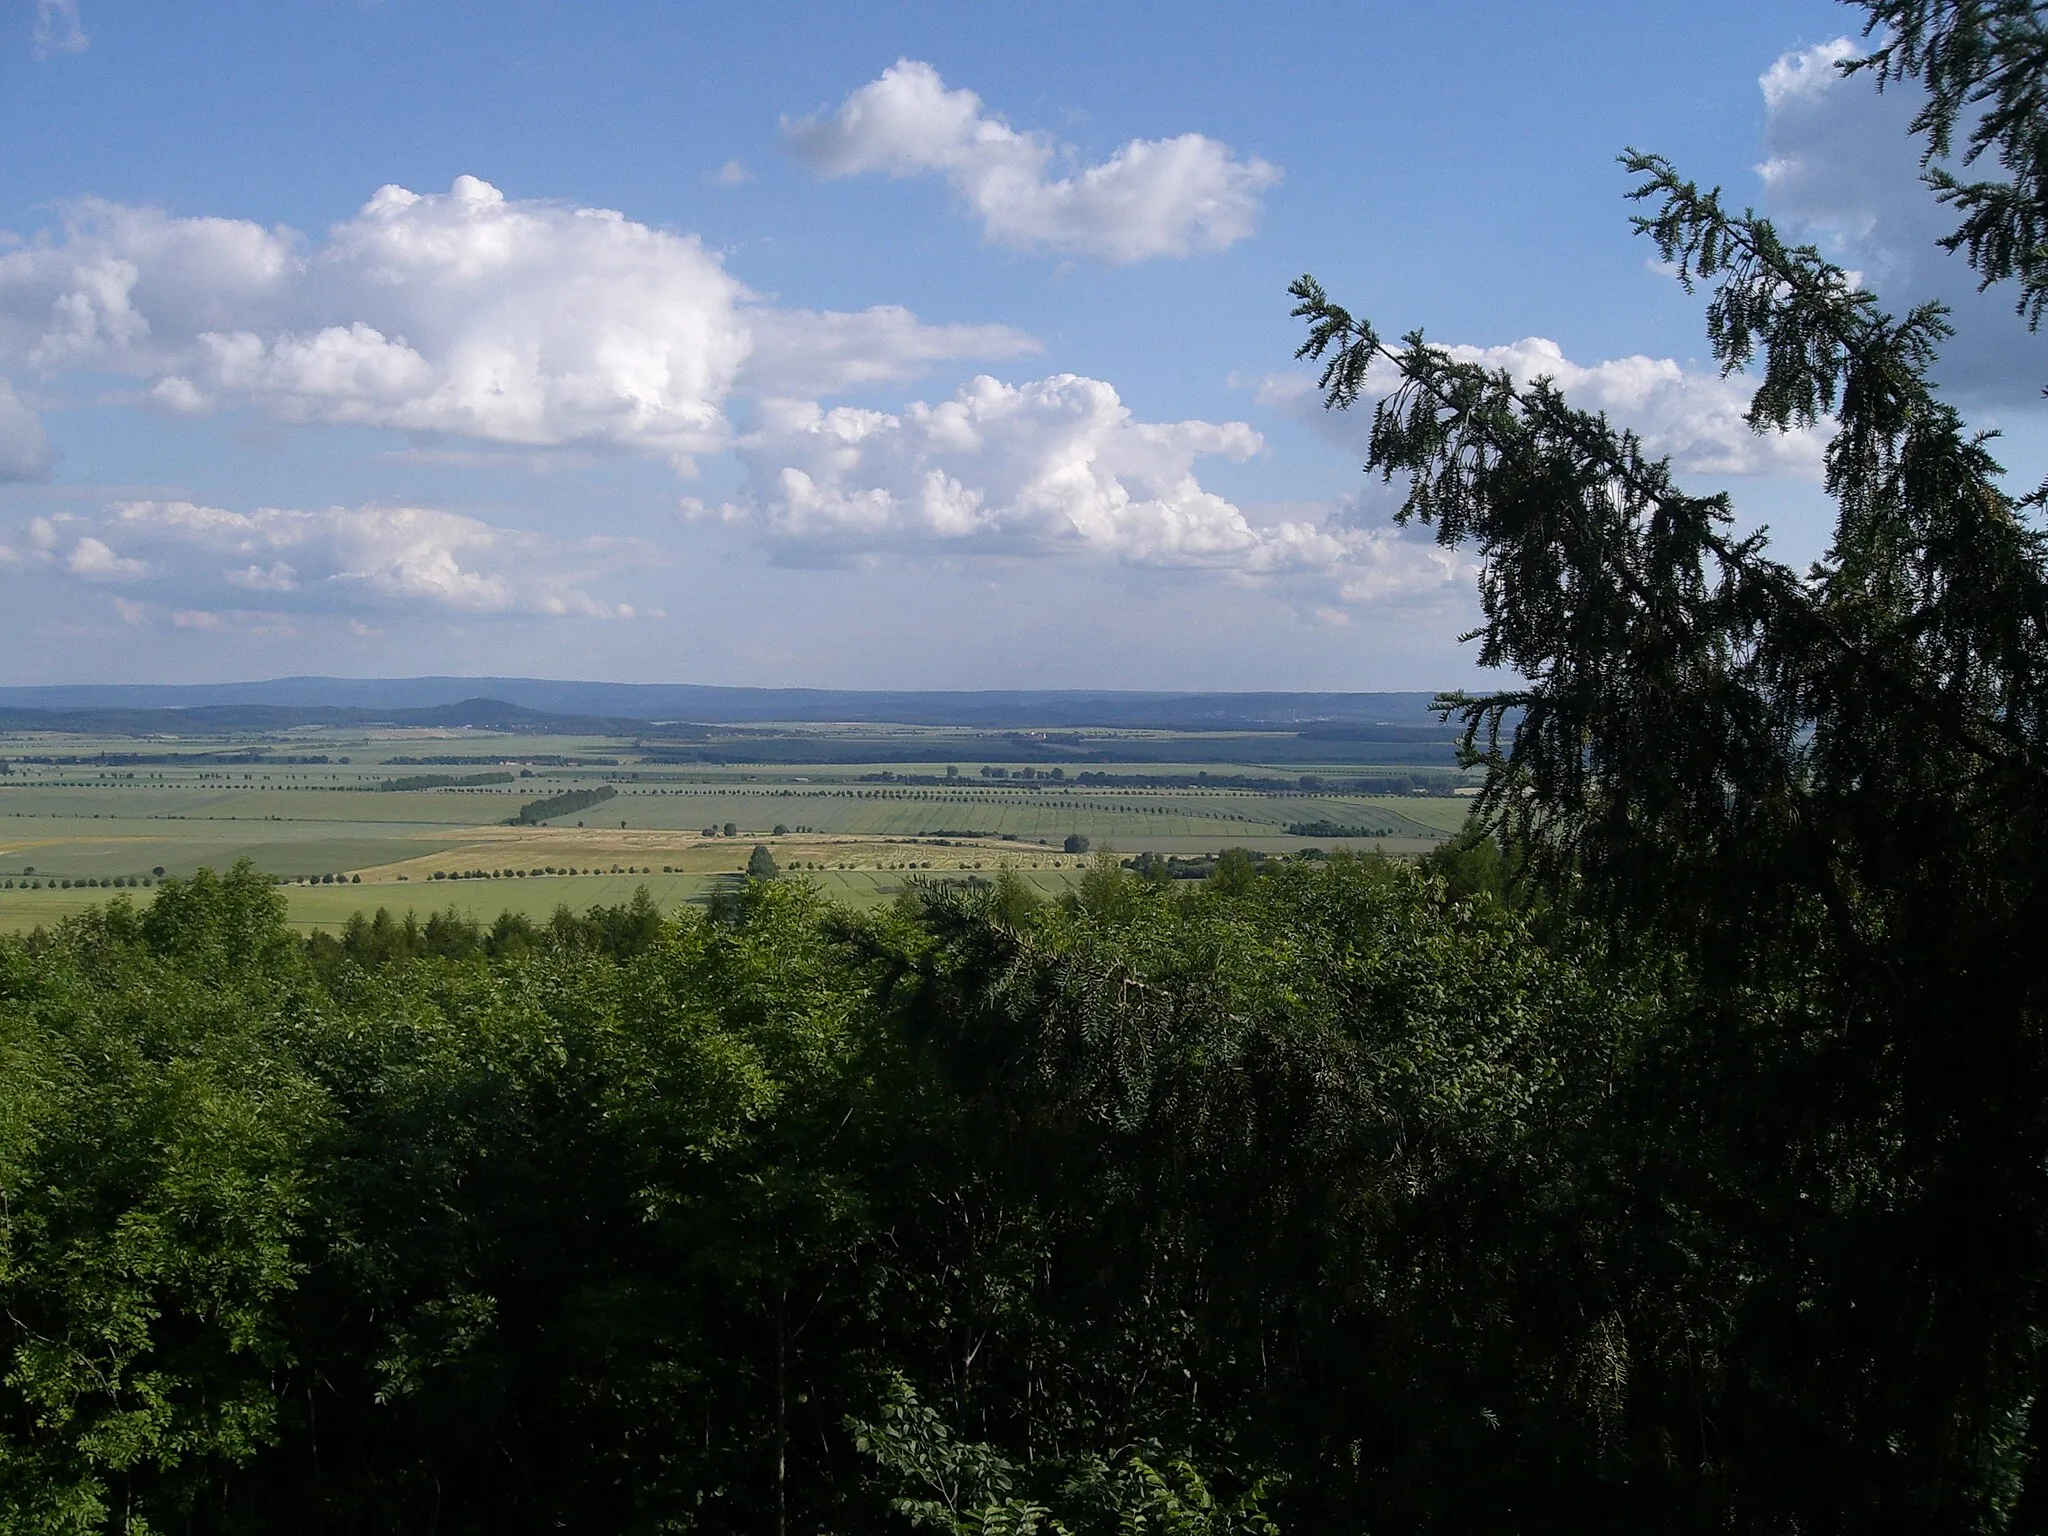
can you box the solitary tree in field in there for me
[747,844,780,881]
[1291,2,2048,1522]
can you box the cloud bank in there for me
[704,370,1471,605]
[0,171,1365,611]
[0,499,650,623]
[724,372,1273,563]
[0,177,1033,466]
[787,60,1280,262]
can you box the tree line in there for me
[505,784,618,825]
[377,772,518,792]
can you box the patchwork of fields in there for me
[0,723,1476,931]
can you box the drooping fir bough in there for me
[1289,6,2048,1525]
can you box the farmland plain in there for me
[0,720,1477,931]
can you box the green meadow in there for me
[0,723,1473,931]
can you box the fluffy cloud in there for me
[1257,335,1831,480]
[708,370,1470,605]
[1333,528,1479,605]
[0,198,295,372]
[1,500,648,620]
[66,536,145,580]
[0,380,51,481]
[724,372,1268,561]
[0,177,1029,463]
[1756,38,2040,400]
[786,60,1280,262]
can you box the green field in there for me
[0,723,1475,931]
[0,863,1101,932]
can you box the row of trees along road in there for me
[4,3,2048,1530]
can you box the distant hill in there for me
[0,698,683,739]
[0,678,1450,732]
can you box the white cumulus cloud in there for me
[725,372,1271,561]
[225,560,299,593]
[1257,335,1831,480]
[0,197,296,373]
[194,176,744,461]
[1335,530,1479,604]
[0,177,1031,464]
[65,536,145,580]
[711,370,1470,609]
[786,60,1280,262]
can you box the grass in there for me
[0,723,1473,931]
[0,864,1091,933]
[285,865,1086,928]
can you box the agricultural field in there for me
[0,722,1478,932]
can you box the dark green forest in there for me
[3,850,1624,1534]
[508,785,619,826]
[9,2,2048,1529]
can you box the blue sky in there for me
[1,0,2032,690]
